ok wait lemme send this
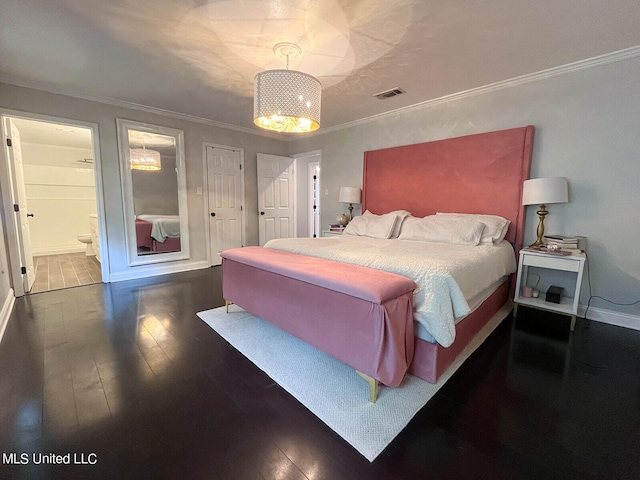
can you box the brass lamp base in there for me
[528,204,549,248]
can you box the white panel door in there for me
[5,118,35,293]
[257,153,295,246]
[207,146,244,265]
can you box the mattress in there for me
[265,236,516,347]
[413,276,508,342]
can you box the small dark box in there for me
[546,286,564,304]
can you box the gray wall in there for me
[1,53,639,323]
[289,55,640,322]
[0,83,289,280]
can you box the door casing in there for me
[0,109,109,296]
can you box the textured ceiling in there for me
[1,0,640,134]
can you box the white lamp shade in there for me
[339,187,361,204]
[254,69,321,133]
[522,177,568,205]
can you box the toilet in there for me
[77,233,94,256]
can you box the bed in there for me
[266,125,534,383]
[136,214,181,253]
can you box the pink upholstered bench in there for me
[221,246,417,402]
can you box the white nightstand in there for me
[513,249,586,330]
[322,230,344,237]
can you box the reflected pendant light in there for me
[254,43,321,133]
[130,143,161,171]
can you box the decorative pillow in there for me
[436,213,510,244]
[343,214,399,239]
[362,209,412,238]
[398,215,485,246]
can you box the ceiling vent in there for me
[372,87,405,100]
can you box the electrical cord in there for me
[570,252,638,370]
[583,251,640,323]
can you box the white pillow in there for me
[343,214,398,239]
[362,209,412,238]
[436,213,510,244]
[398,216,485,246]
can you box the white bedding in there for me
[264,236,516,347]
[137,214,180,242]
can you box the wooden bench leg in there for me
[356,370,379,403]
[225,300,232,313]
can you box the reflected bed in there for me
[136,214,181,253]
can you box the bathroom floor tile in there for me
[31,253,102,293]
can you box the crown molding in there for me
[0,74,285,141]
[3,45,640,142]
[312,45,640,137]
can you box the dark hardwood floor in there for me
[1,267,639,479]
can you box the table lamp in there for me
[522,177,569,247]
[339,187,361,221]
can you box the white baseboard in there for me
[33,245,86,256]
[0,288,15,346]
[109,260,210,283]
[578,304,640,331]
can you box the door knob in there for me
[27,213,34,217]
[260,211,265,215]
[210,212,216,217]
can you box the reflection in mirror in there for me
[117,119,189,266]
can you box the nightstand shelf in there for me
[513,249,586,331]
[322,230,344,237]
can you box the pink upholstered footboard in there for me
[135,219,153,249]
[221,247,417,387]
[152,237,181,253]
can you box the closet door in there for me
[207,146,244,265]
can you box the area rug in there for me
[197,304,509,461]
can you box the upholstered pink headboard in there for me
[362,126,534,253]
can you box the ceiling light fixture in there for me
[130,143,161,171]
[254,43,321,133]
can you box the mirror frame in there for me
[116,119,190,266]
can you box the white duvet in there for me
[264,236,516,347]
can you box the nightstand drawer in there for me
[522,254,581,272]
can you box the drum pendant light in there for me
[254,43,321,133]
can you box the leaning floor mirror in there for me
[117,119,189,266]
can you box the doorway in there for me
[256,151,322,245]
[0,113,108,295]
[291,151,321,239]
[307,161,320,238]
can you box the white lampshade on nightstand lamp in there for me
[522,177,569,247]
[339,187,361,221]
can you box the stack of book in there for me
[328,224,346,232]
[544,235,580,252]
